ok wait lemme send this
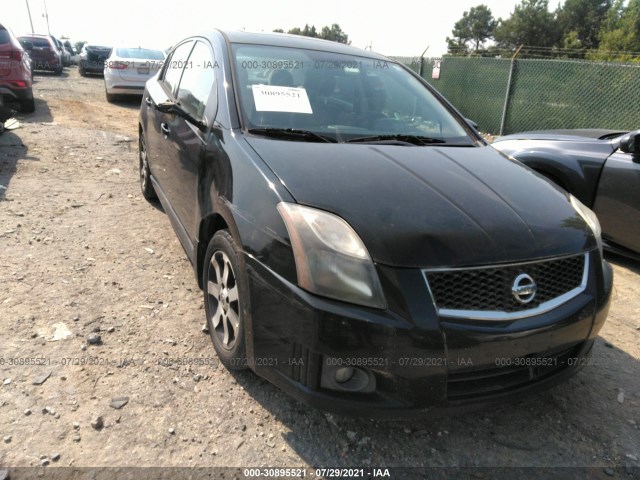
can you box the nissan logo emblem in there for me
[512,273,537,304]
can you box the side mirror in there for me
[619,130,640,156]
[155,100,177,114]
[465,118,479,130]
[156,101,206,131]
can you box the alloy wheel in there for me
[207,250,240,350]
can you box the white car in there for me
[104,47,165,102]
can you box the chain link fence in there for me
[392,55,640,135]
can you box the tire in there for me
[55,67,63,76]
[105,89,116,103]
[138,131,157,201]
[203,230,249,370]
[78,63,86,76]
[20,98,35,113]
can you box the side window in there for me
[176,41,217,122]
[162,41,194,96]
[0,29,11,45]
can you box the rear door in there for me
[144,40,194,204]
[592,151,640,253]
[162,40,218,238]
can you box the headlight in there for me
[277,202,386,309]
[570,195,603,256]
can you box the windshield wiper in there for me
[345,134,446,146]
[248,128,337,143]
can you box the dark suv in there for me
[78,45,112,76]
[0,24,34,112]
[18,34,62,75]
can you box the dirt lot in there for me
[1,67,639,479]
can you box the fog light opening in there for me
[335,367,355,384]
[320,360,376,394]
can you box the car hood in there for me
[246,138,595,268]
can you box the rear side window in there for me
[162,41,193,96]
[176,41,216,122]
[0,29,11,45]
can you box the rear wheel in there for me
[54,66,63,76]
[138,131,157,201]
[20,98,35,113]
[203,230,249,370]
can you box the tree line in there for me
[446,0,640,61]
[272,24,350,44]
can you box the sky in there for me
[4,0,563,57]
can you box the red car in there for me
[0,23,34,112]
[18,34,62,76]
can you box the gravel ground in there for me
[0,67,639,479]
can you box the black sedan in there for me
[138,31,612,416]
[493,129,640,259]
[78,44,111,76]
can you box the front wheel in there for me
[203,230,249,370]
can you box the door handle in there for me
[145,96,152,106]
[160,123,170,136]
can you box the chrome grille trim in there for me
[423,253,589,321]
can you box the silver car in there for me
[103,47,165,102]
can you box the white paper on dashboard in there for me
[252,85,313,113]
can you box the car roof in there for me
[217,30,390,61]
[20,34,55,41]
[498,129,628,142]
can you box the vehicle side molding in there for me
[619,130,640,157]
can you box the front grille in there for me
[425,253,587,318]
[447,344,581,401]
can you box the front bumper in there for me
[31,60,61,72]
[105,83,145,95]
[79,59,105,73]
[244,250,612,417]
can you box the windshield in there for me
[116,48,164,60]
[232,44,473,145]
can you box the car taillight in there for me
[108,61,128,70]
[10,50,24,61]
